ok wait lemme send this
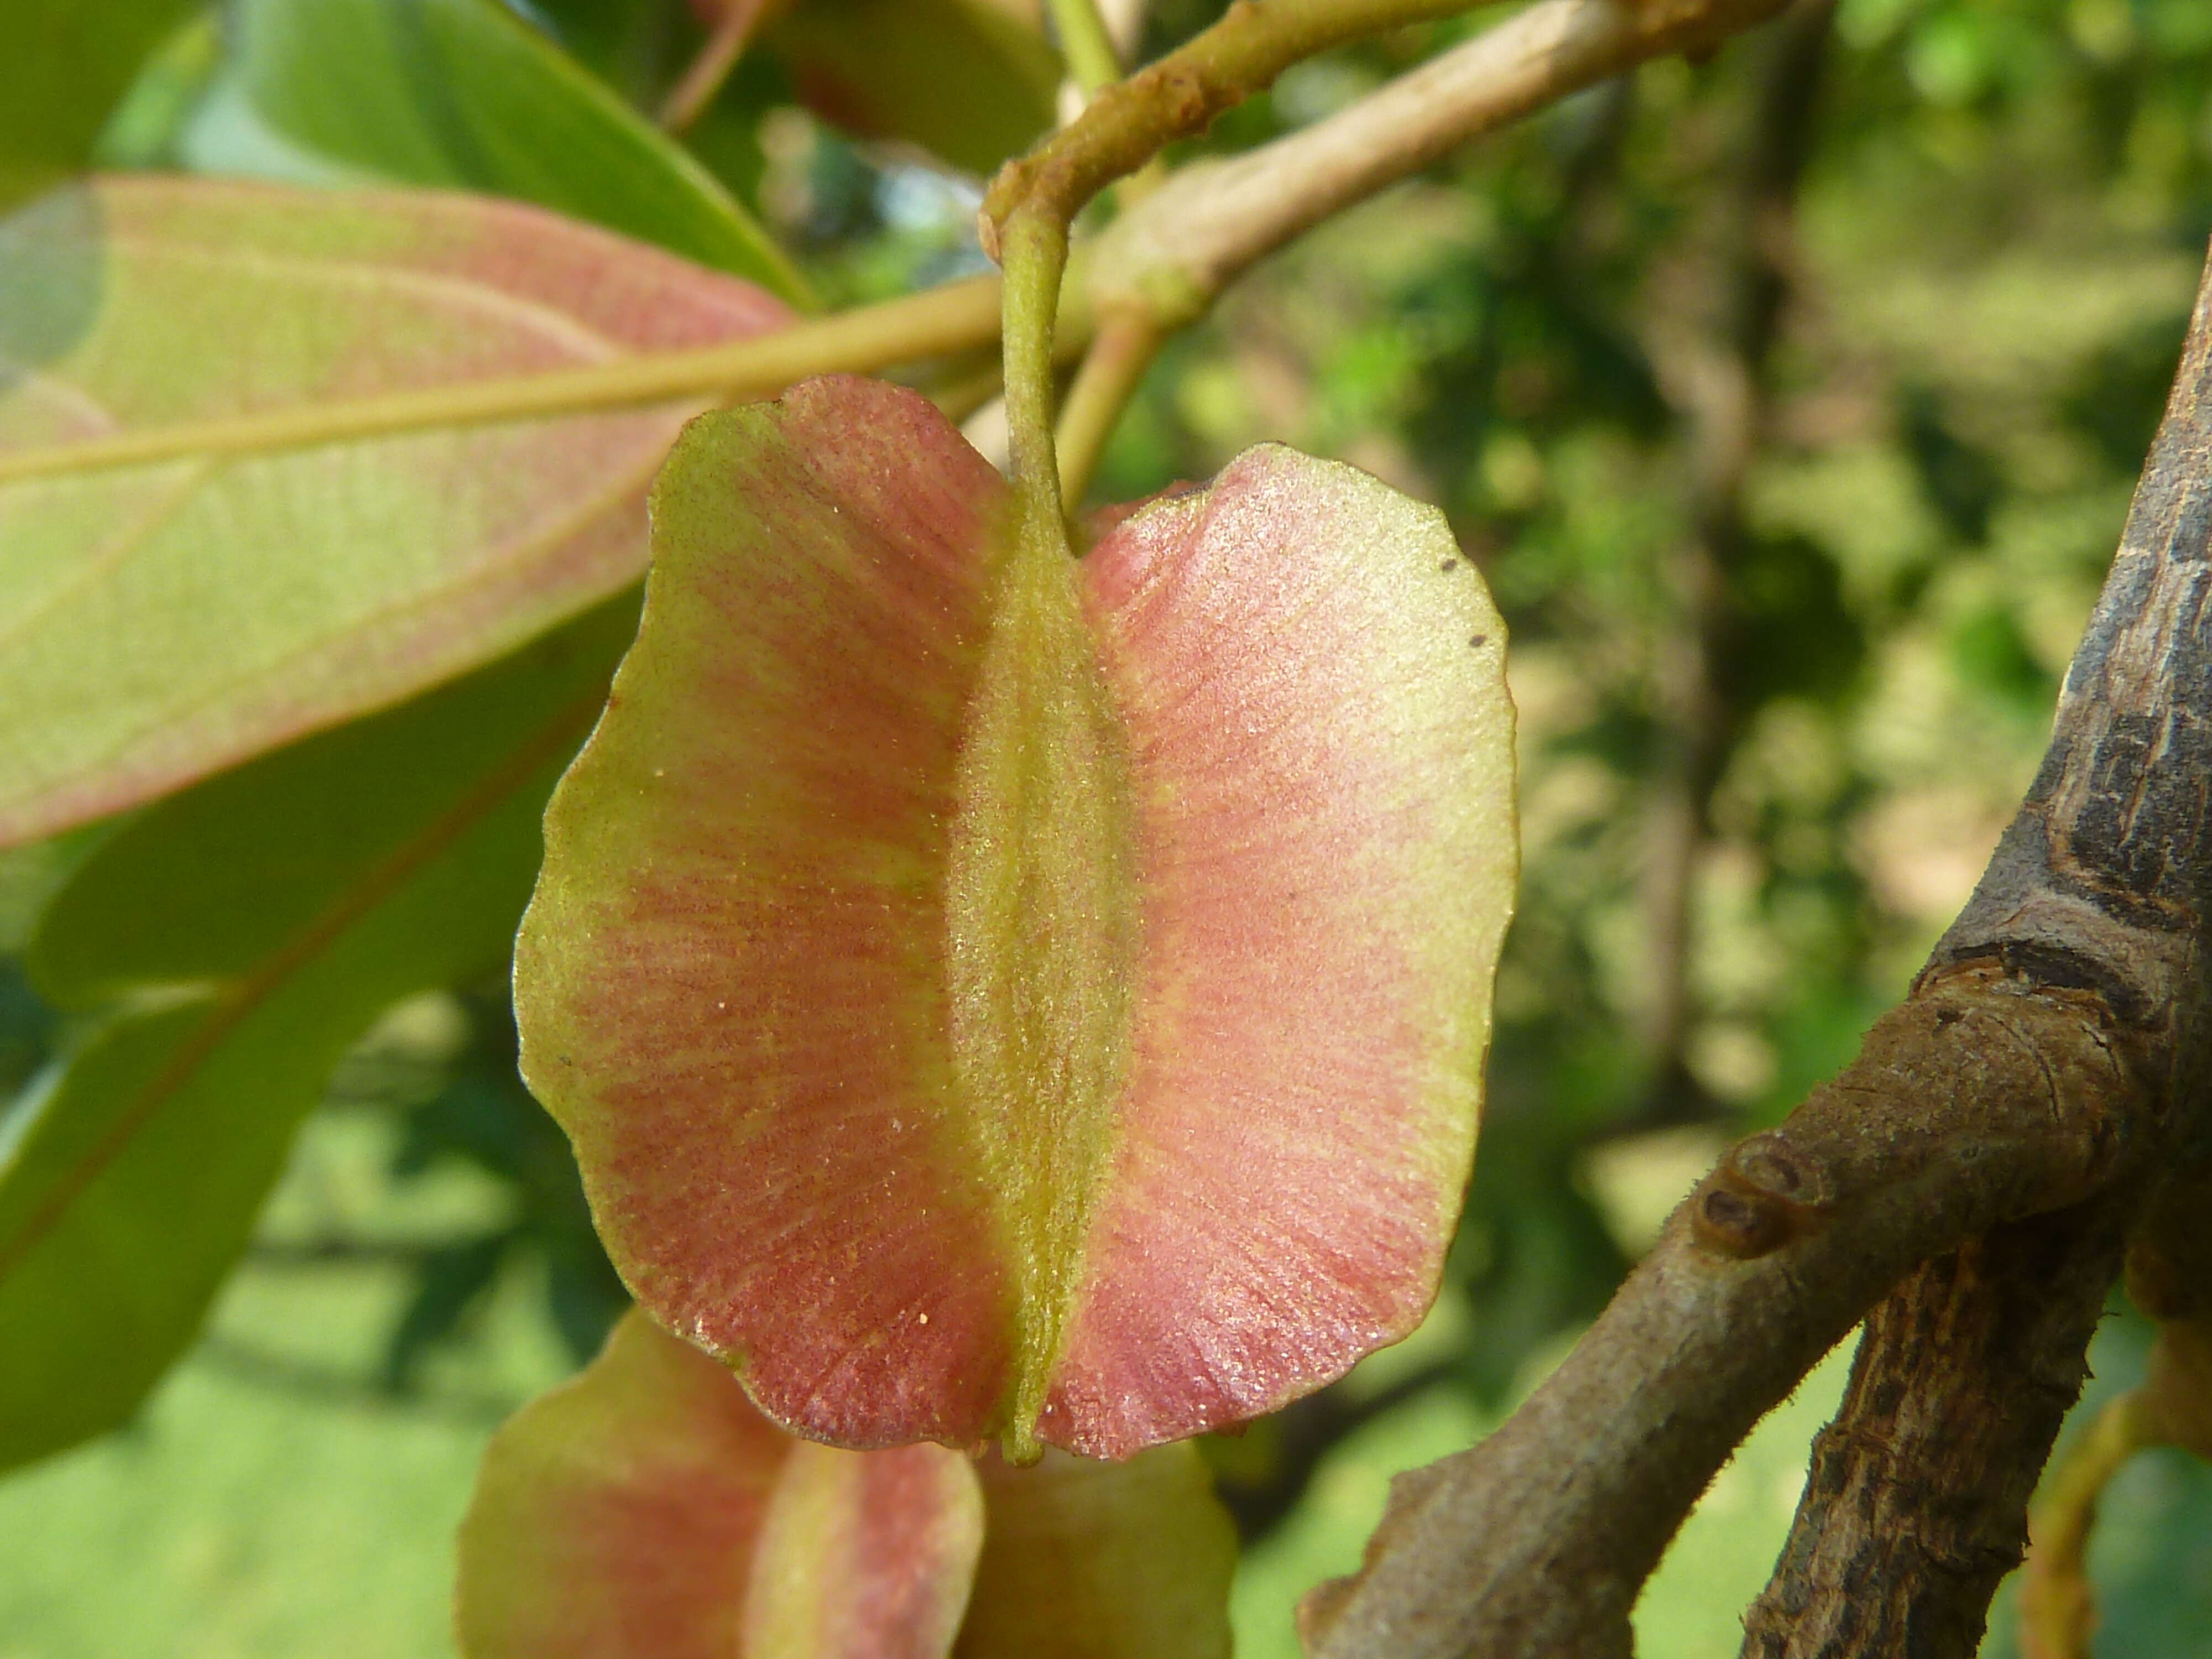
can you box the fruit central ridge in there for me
[943,533,1141,1459]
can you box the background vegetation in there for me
[7,0,2212,1652]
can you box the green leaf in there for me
[515,377,1519,1461]
[0,597,633,1473]
[766,0,1061,175]
[201,0,810,303]
[0,174,788,849]
[0,0,202,211]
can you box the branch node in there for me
[1691,1133,1838,1259]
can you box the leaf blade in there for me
[765,0,1060,176]
[0,599,633,1472]
[0,0,201,211]
[0,175,787,849]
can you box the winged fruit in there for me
[514,375,1516,1460]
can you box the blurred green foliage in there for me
[0,0,201,208]
[9,0,2212,1651]
[191,0,810,299]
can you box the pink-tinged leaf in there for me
[515,377,1516,1459]
[456,1310,983,1659]
[0,175,790,848]
[954,1446,1237,1658]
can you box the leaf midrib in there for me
[0,274,1005,487]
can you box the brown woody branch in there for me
[1303,974,2142,1657]
[1742,1194,2138,1656]
[1303,225,2212,1659]
[1083,0,1795,332]
[1737,220,2212,1657]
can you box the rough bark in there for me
[1740,1203,2134,1656]
[1736,228,2212,1657]
[1302,974,2140,1658]
[1305,221,2212,1659]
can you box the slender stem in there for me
[998,205,1078,562]
[1048,0,1126,96]
[659,0,770,132]
[984,0,1481,523]
[989,0,1793,523]
[0,274,1025,485]
[1055,310,1161,506]
[984,0,1477,242]
[2020,1391,2154,1659]
[1087,0,1796,330]
[1054,0,1168,207]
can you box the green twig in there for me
[983,0,1474,531]
[659,0,770,132]
[997,207,1081,567]
[0,274,1061,484]
[1056,310,1162,507]
[983,0,1473,238]
[1048,0,1127,96]
[2020,1390,2154,1659]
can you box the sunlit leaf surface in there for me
[0,601,633,1473]
[0,175,788,848]
[515,377,1517,1459]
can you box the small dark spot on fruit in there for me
[1469,634,1488,649]
[1439,558,1459,572]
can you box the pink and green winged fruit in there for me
[513,375,1516,1460]
[455,1309,1236,1658]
